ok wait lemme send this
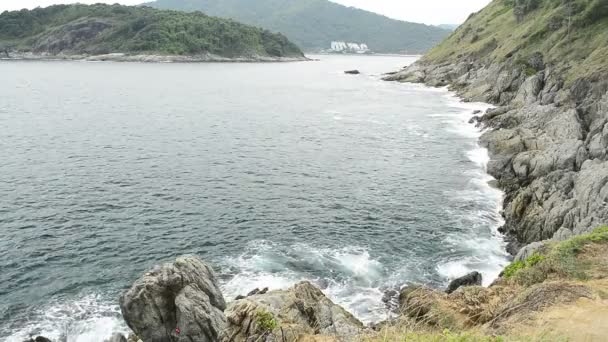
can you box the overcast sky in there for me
[0,0,491,25]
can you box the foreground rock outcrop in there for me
[225,282,363,341]
[119,256,227,342]
[120,256,363,342]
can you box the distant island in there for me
[143,0,451,54]
[0,4,306,62]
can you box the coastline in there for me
[384,58,608,257]
[0,52,311,63]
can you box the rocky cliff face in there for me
[385,0,608,255]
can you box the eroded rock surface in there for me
[224,281,364,342]
[119,256,227,342]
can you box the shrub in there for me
[255,310,278,333]
[504,253,545,278]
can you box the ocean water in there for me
[0,55,509,341]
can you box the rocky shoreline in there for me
[384,57,608,258]
[0,52,310,63]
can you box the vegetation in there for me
[0,4,303,57]
[508,226,608,286]
[144,0,451,53]
[255,310,278,333]
[422,0,608,82]
[503,253,545,278]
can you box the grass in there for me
[509,226,608,286]
[421,0,608,84]
[504,253,546,278]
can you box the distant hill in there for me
[0,4,304,59]
[436,24,460,31]
[143,0,451,54]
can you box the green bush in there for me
[255,310,278,333]
[504,253,545,278]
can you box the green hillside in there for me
[424,0,608,82]
[143,0,451,53]
[0,4,304,58]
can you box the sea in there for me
[0,54,509,341]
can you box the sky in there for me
[0,0,492,25]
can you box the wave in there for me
[3,294,128,342]
[219,242,391,323]
[434,89,509,286]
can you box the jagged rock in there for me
[344,70,360,75]
[513,75,543,106]
[119,256,227,342]
[224,281,364,342]
[104,333,127,342]
[446,272,482,294]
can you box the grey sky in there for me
[0,0,491,25]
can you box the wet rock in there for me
[247,287,269,296]
[344,70,360,75]
[224,281,363,341]
[104,333,127,342]
[23,337,53,342]
[381,288,400,313]
[120,256,227,342]
[446,272,482,294]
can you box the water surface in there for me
[0,55,508,341]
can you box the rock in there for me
[247,287,269,296]
[23,337,53,342]
[119,256,227,342]
[381,288,400,313]
[514,241,545,262]
[445,272,482,294]
[468,115,480,124]
[344,70,360,75]
[104,333,127,342]
[513,75,543,106]
[126,334,142,342]
[224,281,363,341]
[473,110,482,114]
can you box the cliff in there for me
[0,4,305,61]
[385,0,608,256]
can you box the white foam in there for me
[4,294,128,342]
[430,88,509,287]
[220,242,389,323]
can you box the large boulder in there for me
[119,256,227,342]
[224,281,364,341]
